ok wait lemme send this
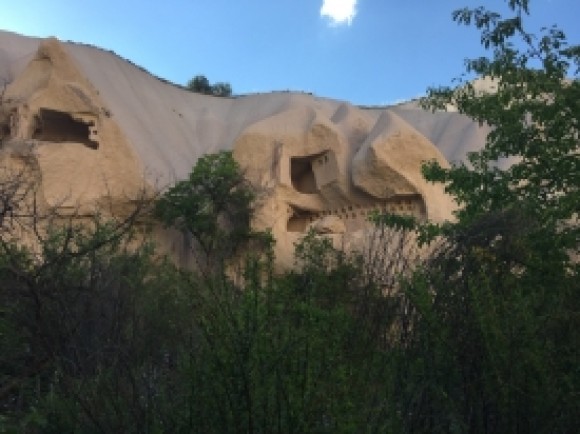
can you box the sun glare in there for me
[320,0,358,26]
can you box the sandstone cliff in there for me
[0,31,488,267]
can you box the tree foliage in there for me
[0,154,410,432]
[420,0,579,253]
[388,1,580,432]
[186,75,233,97]
[2,1,579,432]
[186,74,212,94]
[211,81,233,97]
[154,150,257,272]
[180,233,396,433]
[0,165,192,432]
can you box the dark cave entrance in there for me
[33,108,98,149]
[290,153,324,194]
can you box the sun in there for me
[320,0,358,26]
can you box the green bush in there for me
[186,75,232,97]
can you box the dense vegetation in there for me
[1,1,578,432]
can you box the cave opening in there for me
[33,108,98,149]
[290,153,324,194]
[0,123,9,140]
[287,206,318,233]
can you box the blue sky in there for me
[2,0,579,105]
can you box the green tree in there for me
[394,209,579,433]
[0,164,194,433]
[420,0,579,253]
[179,231,399,433]
[211,81,232,97]
[154,151,256,273]
[390,1,580,432]
[0,218,192,433]
[186,74,212,94]
[186,75,233,97]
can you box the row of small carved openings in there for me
[307,199,419,222]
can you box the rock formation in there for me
[0,31,488,268]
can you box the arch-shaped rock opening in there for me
[287,206,318,233]
[33,108,99,149]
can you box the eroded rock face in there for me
[232,104,455,266]
[0,37,145,216]
[0,33,473,269]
